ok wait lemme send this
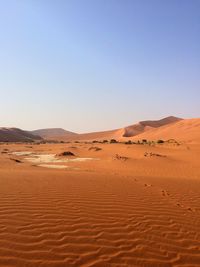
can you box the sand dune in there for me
[1,118,200,265]
[0,116,183,142]
[133,118,200,143]
[123,116,182,137]
[54,116,182,142]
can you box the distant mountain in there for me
[0,128,42,142]
[31,128,77,140]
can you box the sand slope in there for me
[133,118,200,143]
[123,116,182,137]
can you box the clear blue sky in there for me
[0,0,199,132]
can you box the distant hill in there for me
[0,128,42,142]
[1,116,192,143]
[31,128,77,140]
[59,116,183,141]
[63,128,124,142]
[132,118,200,143]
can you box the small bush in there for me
[89,146,102,151]
[114,154,128,161]
[110,139,117,144]
[59,151,75,156]
[157,140,164,144]
[125,140,132,145]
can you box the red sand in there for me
[0,141,200,266]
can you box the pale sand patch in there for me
[38,164,68,169]
[10,151,33,156]
[25,154,66,164]
[68,157,98,162]
[24,154,98,164]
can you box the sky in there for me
[0,0,199,133]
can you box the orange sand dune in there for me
[57,116,182,142]
[0,142,200,266]
[0,116,182,142]
[133,118,200,143]
[123,116,182,137]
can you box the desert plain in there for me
[0,118,200,267]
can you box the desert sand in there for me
[0,128,200,267]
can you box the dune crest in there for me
[133,118,200,143]
[48,116,182,142]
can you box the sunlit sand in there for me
[1,135,200,266]
[38,164,68,169]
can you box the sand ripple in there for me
[0,171,200,266]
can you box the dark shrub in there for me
[59,151,75,156]
[114,154,128,161]
[125,140,132,145]
[10,158,22,163]
[89,146,102,151]
[157,140,165,144]
[110,139,117,143]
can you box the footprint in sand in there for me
[162,190,170,196]
[144,184,152,187]
[187,207,193,212]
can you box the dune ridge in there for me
[133,118,200,143]
[1,117,199,144]
[48,116,182,142]
[0,116,191,143]
[123,116,182,137]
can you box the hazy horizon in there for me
[1,0,199,132]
